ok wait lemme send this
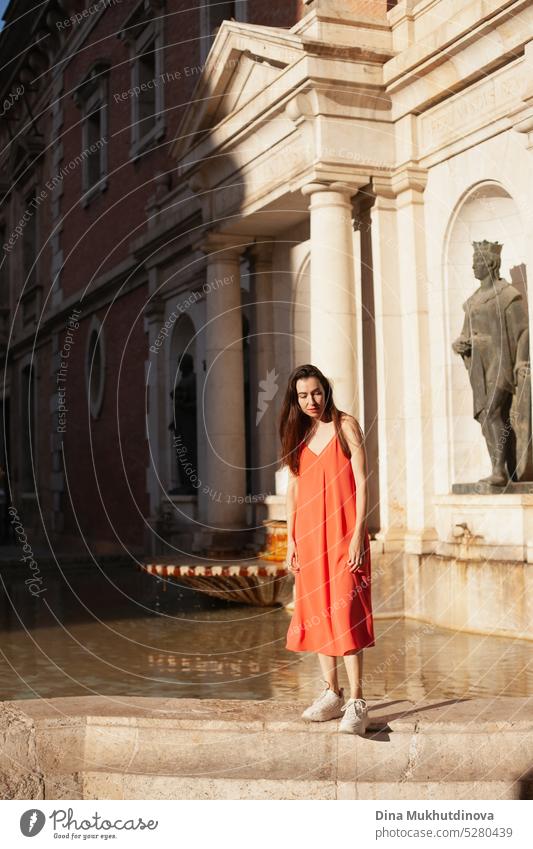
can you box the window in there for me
[119,0,165,157]
[0,225,9,348]
[131,22,164,154]
[85,318,106,419]
[22,190,38,286]
[0,224,8,304]
[84,99,106,188]
[137,42,157,126]
[74,62,110,202]
[20,362,36,493]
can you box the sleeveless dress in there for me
[285,432,375,656]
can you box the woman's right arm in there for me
[285,469,300,572]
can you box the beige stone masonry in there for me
[1,695,532,800]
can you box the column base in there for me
[373,527,408,553]
[404,528,439,555]
[373,528,438,555]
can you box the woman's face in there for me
[296,377,325,419]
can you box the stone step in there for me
[3,695,533,800]
[58,774,531,801]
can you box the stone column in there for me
[197,233,248,531]
[354,197,380,536]
[391,165,437,553]
[369,177,407,549]
[249,240,277,499]
[301,181,362,415]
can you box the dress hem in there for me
[285,640,375,657]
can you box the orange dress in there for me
[285,433,375,656]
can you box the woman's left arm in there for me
[342,415,369,572]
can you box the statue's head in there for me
[472,240,502,280]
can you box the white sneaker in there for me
[301,683,345,722]
[339,698,369,735]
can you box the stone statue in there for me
[452,240,532,486]
[168,352,198,494]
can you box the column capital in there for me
[372,163,428,202]
[301,179,367,199]
[144,296,165,323]
[391,163,428,197]
[193,230,250,257]
[249,238,275,265]
[508,39,533,148]
[509,104,533,150]
[371,175,396,200]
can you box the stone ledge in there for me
[1,696,532,800]
[11,693,533,727]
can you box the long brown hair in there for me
[279,364,351,474]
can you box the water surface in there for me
[1,565,531,702]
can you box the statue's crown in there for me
[472,239,502,258]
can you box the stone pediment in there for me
[170,16,394,217]
[172,22,303,162]
[209,50,282,126]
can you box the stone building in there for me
[1,0,532,637]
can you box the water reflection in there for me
[0,566,531,702]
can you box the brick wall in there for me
[248,0,304,27]
[60,285,149,549]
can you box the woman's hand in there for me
[347,530,368,573]
[285,539,300,573]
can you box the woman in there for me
[279,364,374,735]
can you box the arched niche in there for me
[169,313,197,491]
[169,312,197,380]
[446,182,527,484]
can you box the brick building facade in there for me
[0,0,310,555]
